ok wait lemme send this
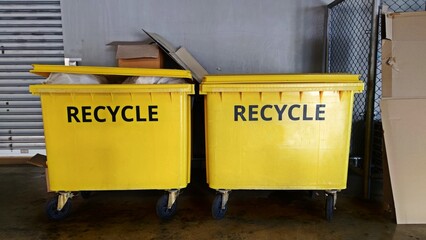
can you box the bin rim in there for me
[30,64,192,79]
[202,73,360,84]
[29,84,195,94]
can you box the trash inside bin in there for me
[200,74,364,220]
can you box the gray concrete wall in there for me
[61,0,331,74]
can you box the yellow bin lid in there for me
[203,74,360,84]
[201,74,364,93]
[30,64,192,79]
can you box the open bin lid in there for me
[30,64,192,79]
[200,74,364,93]
[29,64,194,94]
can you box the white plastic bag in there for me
[45,73,108,84]
[122,76,187,84]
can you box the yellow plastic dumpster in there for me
[200,74,364,220]
[29,64,194,220]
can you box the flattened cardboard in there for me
[381,39,393,97]
[174,47,208,83]
[382,12,426,98]
[382,143,396,220]
[381,98,426,224]
[27,154,51,192]
[143,29,177,53]
[386,12,426,41]
[27,153,47,168]
[143,29,208,83]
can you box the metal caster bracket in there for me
[167,189,180,209]
[218,190,230,210]
[57,192,74,211]
[325,190,338,210]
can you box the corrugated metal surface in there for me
[0,0,64,156]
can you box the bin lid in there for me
[202,74,360,84]
[30,64,192,79]
[200,74,364,93]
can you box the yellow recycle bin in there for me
[200,74,364,220]
[30,65,194,220]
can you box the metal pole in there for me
[363,0,380,199]
[323,6,330,73]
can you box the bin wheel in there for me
[325,194,334,221]
[212,194,227,220]
[156,194,177,220]
[80,191,91,199]
[45,197,72,220]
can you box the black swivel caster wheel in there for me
[45,197,72,220]
[212,194,228,220]
[325,193,334,221]
[156,194,178,220]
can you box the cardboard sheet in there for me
[382,12,426,98]
[143,29,208,83]
[381,98,426,224]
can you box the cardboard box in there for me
[108,42,164,69]
[381,98,426,224]
[382,12,426,97]
[108,31,208,83]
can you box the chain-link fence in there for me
[327,0,426,196]
[327,0,374,158]
[385,0,426,11]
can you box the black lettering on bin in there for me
[274,105,287,120]
[106,106,120,122]
[234,105,246,121]
[288,104,300,121]
[136,106,146,122]
[248,105,258,121]
[260,105,273,121]
[302,104,313,121]
[122,106,133,122]
[81,106,92,122]
[67,106,80,123]
[148,105,158,121]
[94,106,106,122]
[316,104,326,121]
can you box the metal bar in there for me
[0,69,31,72]
[328,0,345,8]
[323,6,330,73]
[0,76,44,79]
[0,143,45,149]
[0,136,44,142]
[0,53,64,57]
[0,9,60,13]
[363,0,381,199]
[0,46,63,50]
[0,1,60,4]
[0,61,63,65]
[0,39,63,43]
[0,129,44,136]
[0,17,61,20]
[0,32,62,35]
[0,24,62,28]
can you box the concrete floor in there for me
[0,165,426,240]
